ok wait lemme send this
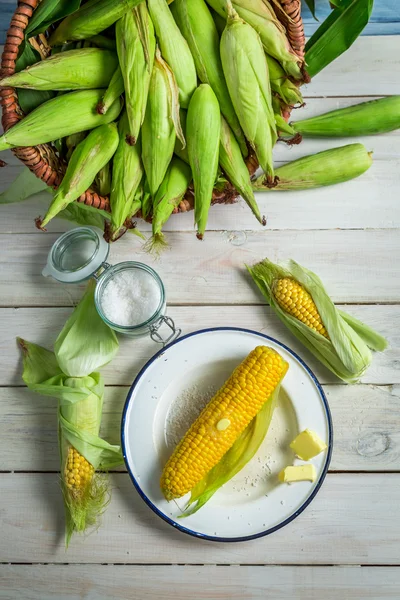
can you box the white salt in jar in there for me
[42,226,180,344]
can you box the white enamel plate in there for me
[122,328,332,542]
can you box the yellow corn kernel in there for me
[64,446,94,496]
[160,346,288,500]
[273,278,329,339]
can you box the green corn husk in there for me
[19,283,122,546]
[174,109,189,164]
[88,34,117,51]
[116,4,156,144]
[66,131,88,161]
[219,116,263,224]
[265,54,303,107]
[252,143,372,191]
[148,0,197,109]
[221,4,277,181]
[96,67,124,115]
[140,179,153,221]
[142,48,184,196]
[109,111,144,240]
[291,97,400,139]
[146,157,192,253]
[95,162,112,196]
[0,89,121,153]
[247,259,387,383]
[181,384,280,516]
[0,48,118,91]
[207,0,302,80]
[171,0,247,155]
[187,84,220,239]
[40,123,119,228]
[49,0,141,46]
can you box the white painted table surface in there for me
[0,36,400,600]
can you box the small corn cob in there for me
[252,144,372,191]
[109,111,144,240]
[148,0,197,108]
[207,0,302,79]
[0,89,121,152]
[116,4,156,144]
[291,97,400,138]
[64,445,95,495]
[171,0,247,155]
[40,123,119,228]
[219,116,263,224]
[220,5,277,182]
[147,157,192,253]
[247,259,387,383]
[0,48,118,91]
[265,54,303,107]
[49,0,141,46]
[161,345,289,500]
[96,67,124,115]
[95,162,112,197]
[141,48,184,196]
[187,84,221,239]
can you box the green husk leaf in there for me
[0,168,48,204]
[15,43,55,113]
[338,310,388,352]
[26,0,82,38]
[181,385,280,517]
[54,281,119,377]
[305,0,373,78]
[303,0,317,19]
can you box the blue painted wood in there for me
[0,0,399,44]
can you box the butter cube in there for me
[278,464,316,483]
[290,429,327,460]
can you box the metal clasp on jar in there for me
[150,316,181,346]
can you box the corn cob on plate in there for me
[122,328,332,541]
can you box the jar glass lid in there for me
[42,227,110,283]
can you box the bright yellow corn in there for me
[273,278,329,338]
[160,345,289,500]
[64,446,95,497]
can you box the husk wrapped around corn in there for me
[247,259,387,383]
[95,162,112,197]
[96,67,124,115]
[265,54,303,107]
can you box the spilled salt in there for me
[101,268,161,326]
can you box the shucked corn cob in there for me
[161,345,289,500]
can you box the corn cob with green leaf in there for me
[0,48,118,91]
[247,259,387,383]
[96,67,124,115]
[187,84,221,239]
[148,0,197,108]
[221,4,277,182]
[171,0,247,155]
[291,97,400,139]
[116,3,156,144]
[109,111,144,240]
[0,89,121,152]
[142,48,185,196]
[40,123,119,228]
[252,144,372,191]
[265,54,303,107]
[49,0,142,46]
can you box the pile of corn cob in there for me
[1,0,399,245]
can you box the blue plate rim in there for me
[121,326,333,543]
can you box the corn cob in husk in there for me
[0,89,121,152]
[0,48,118,91]
[65,131,87,161]
[247,259,387,383]
[146,157,192,253]
[49,0,141,46]
[207,0,303,80]
[161,345,288,501]
[171,0,247,155]
[40,123,119,228]
[88,34,117,51]
[109,111,144,240]
[291,97,400,138]
[265,54,303,107]
[174,109,189,164]
[116,4,156,145]
[252,144,372,191]
[95,162,112,197]
[96,67,124,115]
[221,5,277,182]
[187,84,220,239]
[148,0,197,109]
[142,48,184,196]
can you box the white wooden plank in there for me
[0,230,399,306]
[1,565,400,600]
[303,37,400,97]
[0,472,399,564]
[0,384,398,472]
[1,305,397,386]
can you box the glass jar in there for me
[42,226,181,345]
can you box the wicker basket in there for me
[0,0,306,232]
